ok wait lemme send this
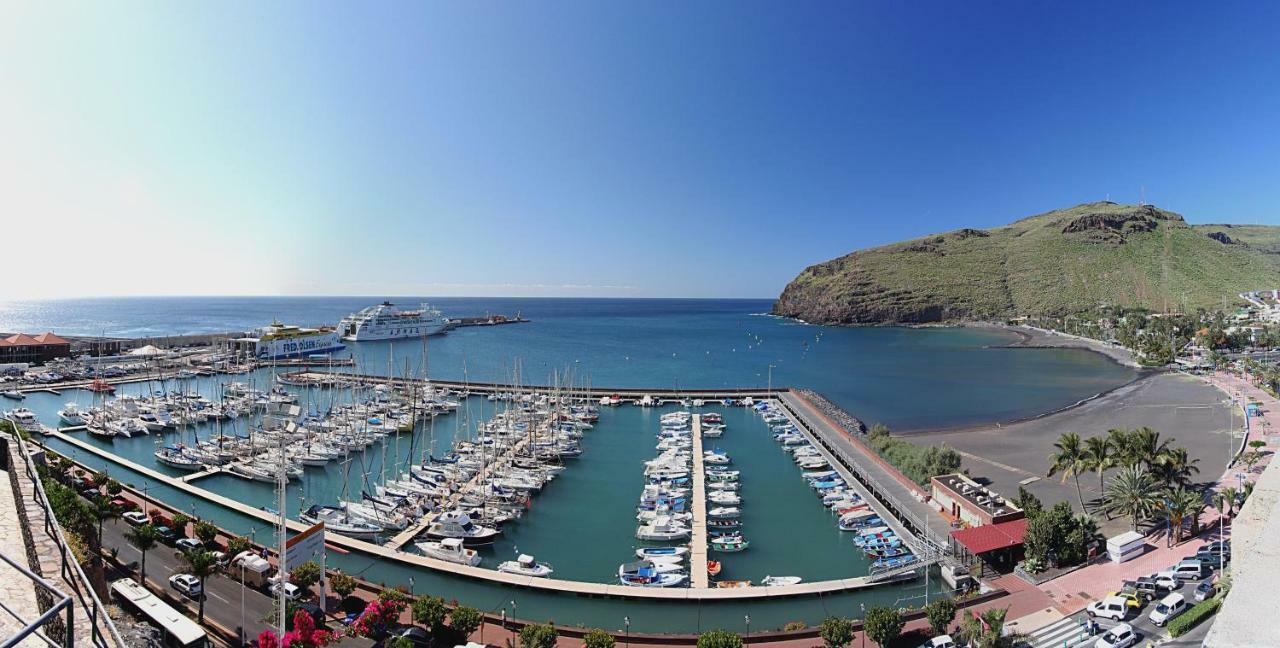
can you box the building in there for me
[0,332,71,365]
[931,473,1024,527]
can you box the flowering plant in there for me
[255,611,337,647]
[348,597,407,639]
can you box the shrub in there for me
[696,629,743,648]
[924,598,957,637]
[819,617,855,648]
[1168,597,1222,637]
[863,606,904,648]
[519,622,558,648]
[411,595,447,632]
[783,620,808,631]
[291,560,322,593]
[449,606,483,638]
[865,426,961,484]
[193,520,219,545]
[583,629,616,648]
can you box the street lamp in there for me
[624,616,630,648]
[744,615,751,645]
[860,603,866,648]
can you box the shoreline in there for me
[962,321,1141,369]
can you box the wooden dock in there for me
[180,467,222,483]
[689,415,709,588]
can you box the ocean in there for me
[0,296,1134,431]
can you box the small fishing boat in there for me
[154,446,204,471]
[710,536,750,552]
[2,389,25,400]
[636,516,691,541]
[707,560,722,576]
[635,546,688,560]
[57,403,89,426]
[497,554,553,578]
[716,580,751,589]
[618,562,688,588]
[707,506,740,519]
[761,576,802,586]
[707,491,742,506]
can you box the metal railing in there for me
[4,424,123,648]
[0,550,74,648]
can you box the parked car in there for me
[1171,559,1209,581]
[1149,593,1187,627]
[917,636,956,648]
[1128,578,1159,600]
[1201,540,1230,554]
[270,581,302,601]
[1195,546,1230,565]
[1152,572,1181,592]
[1106,590,1145,610]
[153,526,178,545]
[1087,596,1130,621]
[1194,581,1217,602]
[1094,622,1137,648]
[168,573,202,599]
[393,626,433,648]
[174,538,204,555]
[122,511,150,526]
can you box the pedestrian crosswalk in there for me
[1023,615,1095,648]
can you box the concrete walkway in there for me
[0,467,44,647]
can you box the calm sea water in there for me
[0,297,1134,431]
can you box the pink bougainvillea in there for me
[255,611,337,648]
[349,597,407,639]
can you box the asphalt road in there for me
[1024,578,1215,648]
[103,517,276,643]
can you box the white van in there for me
[1087,595,1130,621]
[1149,593,1187,626]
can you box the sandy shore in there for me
[964,322,1141,368]
[910,371,1237,534]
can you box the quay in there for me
[40,393,926,601]
[689,414,709,588]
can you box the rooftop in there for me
[932,473,1024,519]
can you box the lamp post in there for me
[860,603,866,648]
[624,616,630,648]
[744,615,751,645]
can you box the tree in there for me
[193,520,219,545]
[862,606,904,648]
[957,607,1020,648]
[519,623,558,648]
[290,560,321,595]
[411,595,447,632]
[1240,450,1264,473]
[225,535,253,558]
[1014,487,1043,517]
[1047,432,1089,511]
[449,605,483,638]
[1130,427,1172,471]
[88,494,118,565]
[924,599,957,637]
[1083,435,1113,495]
[349,597,407,640]
[105,479,123,497]
[814,617,853,648]
[1158,488,1204,546]
[180,550,219,623]
[1215,487,1238,518]
[583,629,616,648]
[1156,447,1200,488]
[170,512,193,538]
[330,570,358,601]
[696,630,743,648]
[1107,428,1134,469]
[1104,466,1160,531]
[125,524,159,585]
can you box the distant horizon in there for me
[0,294,779,302]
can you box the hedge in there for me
[1168,597,1222,638]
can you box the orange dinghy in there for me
[707,560,722,576]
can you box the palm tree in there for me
[1215,487,1239,519]
[1104,466,1161,531]
[1157,488,1202,546]
[957,607,1022,648]
[180,550,219,623]
[1156,447,1200,488]
[1107,428,1135,468]
[1082,435,1113,515]
[1130,427,1172,470]
[1047,432,1089,512]
[125,524,159,585]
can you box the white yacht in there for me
[57,403,88,426]
[497,554,553,578]
[339,302,450,342]
[416,538,482,567]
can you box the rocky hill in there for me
[774,202,1280,324]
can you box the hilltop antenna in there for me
[1140,186,1146,206]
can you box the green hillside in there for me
[774,202,1280,324]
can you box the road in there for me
[1021,582,1213,648]
[103,517,277,643]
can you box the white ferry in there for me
[339,301,450,342]
[233,321,345,360]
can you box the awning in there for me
[950,518,1028,554]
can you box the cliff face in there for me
[774,202,1280,325]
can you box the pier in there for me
[689,414,709,588]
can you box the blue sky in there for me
[2,2,1278,299]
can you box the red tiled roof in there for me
[32,332,70,345]
[3,334,39,346]
[950,518,1028,554]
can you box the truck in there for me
[231,551,273,588]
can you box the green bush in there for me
[696,629,743,648]
[866,426,962,485]
[1168,597,1221,637]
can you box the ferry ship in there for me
[233,321,345,360]
[339,302,451,342]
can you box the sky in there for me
[2,1,1279,300]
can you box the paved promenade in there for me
[0,465,43,647]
